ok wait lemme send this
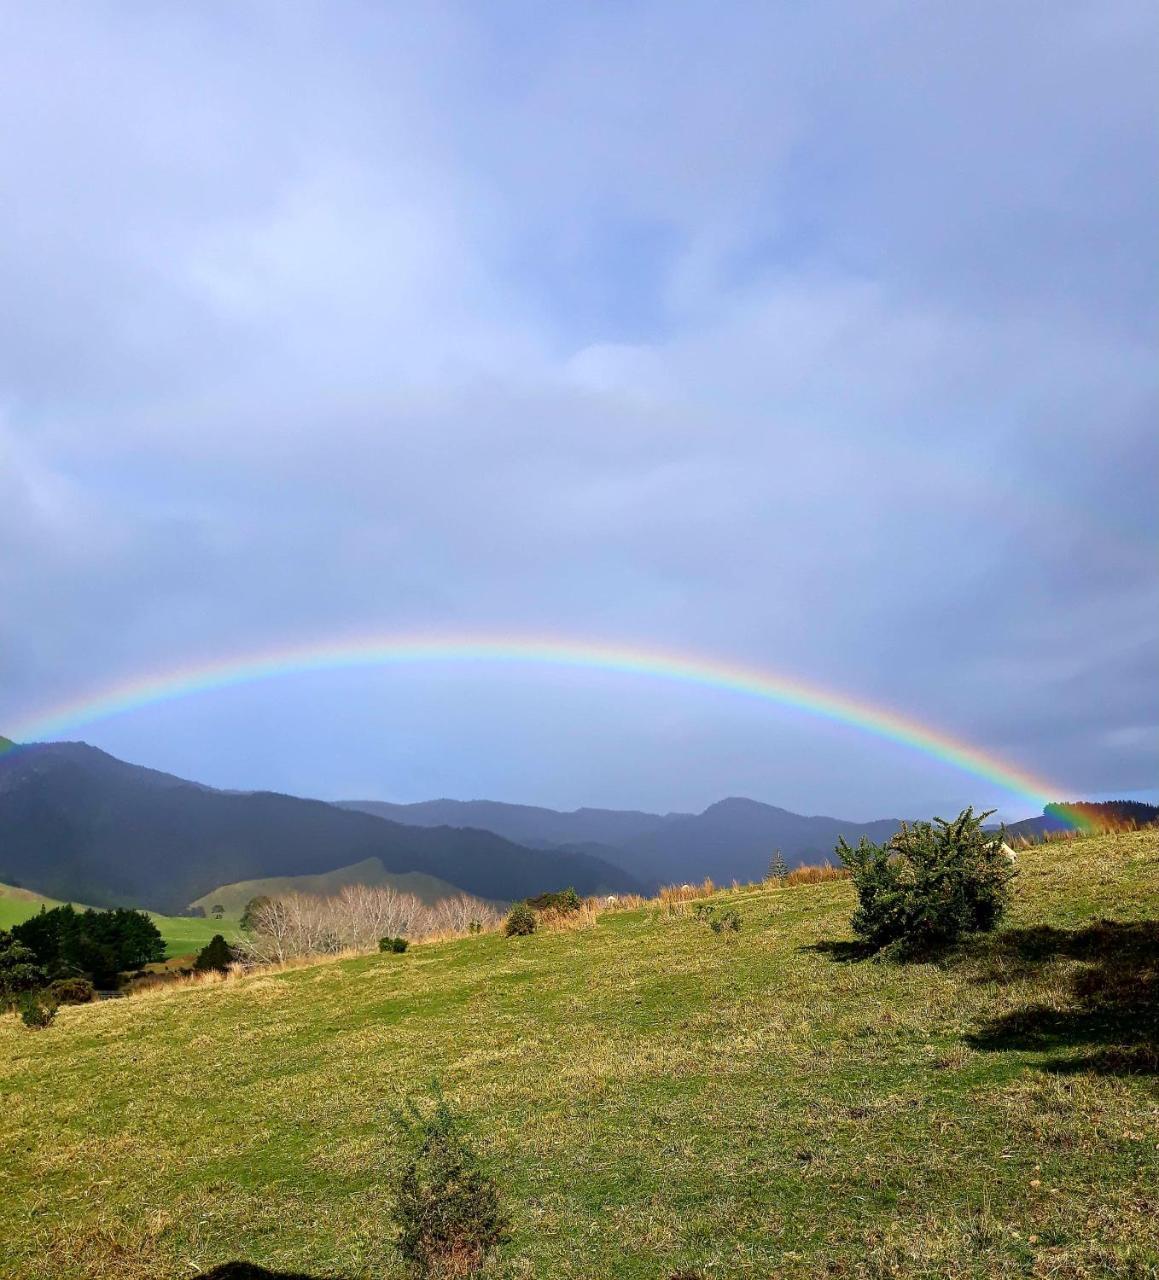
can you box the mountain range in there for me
[339,795,903,889]
[0,739,641,913]
[5,735,1123,916]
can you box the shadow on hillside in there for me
[197,1264,352,1279]
[799,939,877,964]
[966,919,1159,1076]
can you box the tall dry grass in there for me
[771,863,849,887]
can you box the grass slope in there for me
[0,882,235,960]
[1,831,1156,1279]
[190,857,469,917]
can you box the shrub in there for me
[503,903,537,937]
[525,887,581,914]
[0,930,47,1009]
[838,807,1016,958]
[392,1092,510,1277]
[48,976,95,1005]
[19,993,57,1030]
[709,908,742,934]
[380,936,410,954]
[194,934,236,973]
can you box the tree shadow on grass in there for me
[799,939,878,964]
[965,919,1159,1076]
[198,1265,353,1279]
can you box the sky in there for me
[1,1,1156,821]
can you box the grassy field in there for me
[1,831,1156,1279]
[0,882,237,960]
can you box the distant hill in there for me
[0,879,71,931]
[344,794,905,890]
[191,858,470,917]
[338,797,688,849]
[1005,800,1159,842]
[0,740,644,913]
[610,797,903,888]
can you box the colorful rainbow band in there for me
[1,633,1085,827]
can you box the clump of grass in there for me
[658,878,717,907]
[771,863,849,887]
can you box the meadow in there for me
[0,830,1156,1279]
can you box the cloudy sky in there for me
[1,1,1156,820]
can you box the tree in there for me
[767,850,789,880]
[11,905,164,986]
[240,896,272,933]
[211,903,225,920]
[193,934,235,973]
[0,930,47,1009]
[838,807,1016,957]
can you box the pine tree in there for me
[768,850,789,880]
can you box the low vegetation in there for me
[392,1091,510,1278]
[0,827,1155,1277]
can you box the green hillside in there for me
[190,857,470,917]
[0,882,234,960]
[1,831,1156,1279]
[0,882,66,931]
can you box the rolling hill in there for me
[0,740,643,913]
[190,858,471,917]
[1,828,1154,1278]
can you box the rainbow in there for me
[1,633,1084,825]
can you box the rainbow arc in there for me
[1,633,1084,827]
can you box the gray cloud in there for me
[1,1,1155,818]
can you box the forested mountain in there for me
[0,740,643,912]
[345,793,905,890]
[338,797,687,849]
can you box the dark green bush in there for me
[503,903,537,937]
[380,936,410,954]
[392,1092,510,1277]
[48,976,95,1005]
[11,904,164,986]
[0,930,47,1009]
[194,934,236,973]
[19,993,57,1030]
[525,887,581,914]
[838,807,1016,958]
